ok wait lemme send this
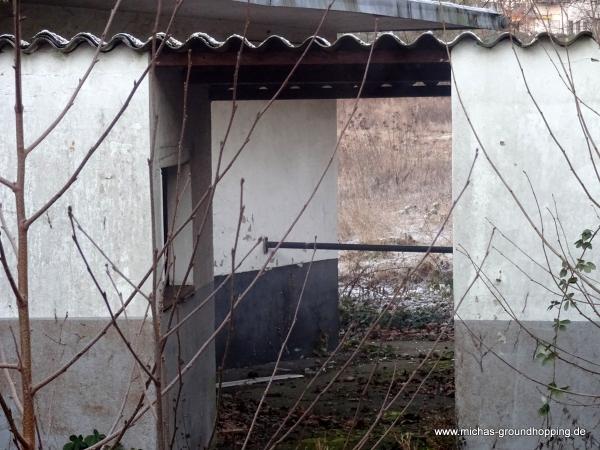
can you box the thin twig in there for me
[0,202,17,254]
[241,239,317,449]
[67,207,156,383]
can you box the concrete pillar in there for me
[152,70,216,448]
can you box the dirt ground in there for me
[216,335,456,450]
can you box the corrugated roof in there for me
[0,30,596,55]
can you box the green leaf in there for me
[547,382,569,396]
[553,319,571,331]
[538,402,550,416]
[542,352,557,365]
[63,431,118,450]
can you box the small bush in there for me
[62,429,141,450]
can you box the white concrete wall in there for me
[211,100,338,276]
[452,37,600,322]
[0,47,152,319]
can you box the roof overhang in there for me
[233,0,508,31]
[20,0,507,35]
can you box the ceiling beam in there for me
[209,83,450,100]
[188,63,450,85]
[155,48,449,68]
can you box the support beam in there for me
[156,48,449,68]
[209,83,450,100]
[264,240,453,254]
[190,63,450,85]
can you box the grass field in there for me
[336,97,454,332]
[337,97,452,247]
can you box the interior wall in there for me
[452,37,600,448]
[211,99,339,276]
[211,99,340,367]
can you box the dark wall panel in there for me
[214,259,339,368]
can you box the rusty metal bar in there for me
[263,239,452,254]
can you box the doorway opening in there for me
[153,34,458,448]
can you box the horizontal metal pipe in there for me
[264,239,452,254]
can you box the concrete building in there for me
[5,1,597,450]
[499,0,598,35]
[0,1,504,447]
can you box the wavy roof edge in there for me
[0,30,596,54]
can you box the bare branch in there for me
[67,206,157,383]
[0,232,25,307]
[0,203,17,255]
[241,240,317,449]
[25,0,187,227]
[0,176,16,191]
[0,391,28,449]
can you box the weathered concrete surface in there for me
[238,0,507,30]
[161,283,216,450]
[210,99,340,369]
[0,47,152,320]
[211,99,338,275]
[215,259,339,368]
[452,36,600,448]
[0,45,157,447]
[0,319,155,450]
[153,76,216,448]
[0,3,330,42]
[456,321,600,449]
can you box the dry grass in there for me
[337,97,452,247]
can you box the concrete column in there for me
[152,70,216,448]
